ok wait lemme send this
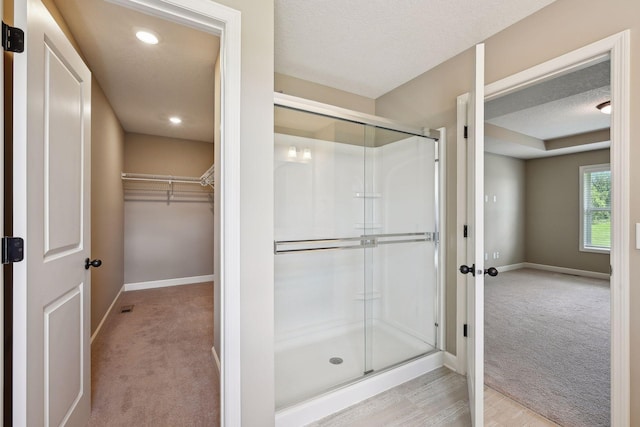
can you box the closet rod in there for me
[121,172,203,185]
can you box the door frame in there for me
[455,30,630,424]
[0,0,4,420]
[94,0,242,424]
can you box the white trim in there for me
[0,0,4,422]
[523,263,610,280]
[436,127,446,351]
[90,285,124,344]
[496,263,526,273]
[455,93,469,376]
[608,30,631,427]
[124,274,215,291]
[211,346,221,373]
[443,351,458,372]
[107,2,243,425]
[275,352,443,427]
[481,30,630,426]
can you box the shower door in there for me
[362,125,439,375]
[274,104,438,410]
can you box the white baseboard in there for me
[211,346,221,373]
[275,351,443,427]
[124,274,215,292]
[443,351,458,372]
[524,262,610,280]
[497,263,526,273]
[91,284,124,344]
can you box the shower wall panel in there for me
[275,133,366,346]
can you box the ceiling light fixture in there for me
[136,30,159,45]
[596,100,611,114]
[169,116,182,125]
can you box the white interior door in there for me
[0,0,4,419]
[13,0,92,425]
[465,43,485,426]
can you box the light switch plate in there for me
[637,223,640,249]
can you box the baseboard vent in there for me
[120,305,134,313]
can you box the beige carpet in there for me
[485,268,610,427]
[88,283,220,426]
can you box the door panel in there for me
[45,286,84,426]
[44,41,85,258]
[466,43,485,426]
[13,0,92,425]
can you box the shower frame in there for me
[274,92,447,425]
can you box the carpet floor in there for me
[88,283,220,426]
[485,268,610,427]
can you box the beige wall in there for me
[275,72,375,113]
[123,133,213,284]
[212,0,275,424]
[376,0,640,420]
[124,133,213,176]
[525,149,610,273]
[91,78,125,334]
[485,153,526,268]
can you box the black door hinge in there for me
[463,324,468,337]
[2,237,24,264]
[463,225,468,238]
[2,22,24,53]
[463,125,468,139]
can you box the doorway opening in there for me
[455,31,630,426]
[5,0,241,424]
[483,56,611,426]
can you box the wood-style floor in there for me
[312,368,558,426]
[485,386,559,427]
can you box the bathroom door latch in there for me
[2,22,24,53]
[2,237,24,264]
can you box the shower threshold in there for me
[275,322,437,410]
[275,348,443,427]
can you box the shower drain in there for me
[329,357,343,365]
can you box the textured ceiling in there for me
[275,0,557,99]
[54,0,219,142]
[487,86,611,140]
[485,60,611,159]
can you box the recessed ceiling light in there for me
[136,30,159,45]
[169,116,182,125]
[596,100,611,114]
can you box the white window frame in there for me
[579,163,611,254]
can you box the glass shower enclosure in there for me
[274,95,440,409]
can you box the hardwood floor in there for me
[311,367,558,426]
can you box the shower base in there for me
[275,322,437,410]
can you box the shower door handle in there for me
[274,232,431,254]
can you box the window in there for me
[580,163,611,253]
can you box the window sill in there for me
[580,246,610,254]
